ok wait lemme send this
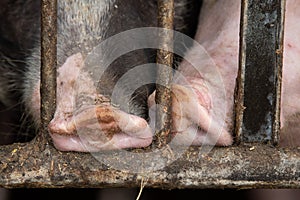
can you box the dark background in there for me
[1,188,299,200]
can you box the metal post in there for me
[235,0,285,144]
[155,0,174,148]
[40,0,57,146]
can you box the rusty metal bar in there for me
[1,143,300,188]
[155,0,175,148]
[40,0,57,145]
[235,0,285,144]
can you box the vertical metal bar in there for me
[235,0,285,144]
[40,0,57,145]
[155,0,174,148]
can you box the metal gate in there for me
[1,0,299,189]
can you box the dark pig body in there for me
[0,0,41,143]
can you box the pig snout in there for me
[47,53,153,151]
[48,105,153,152]
[147,0,241,147]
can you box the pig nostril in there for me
[76,94,95,107]
[48,118,76,136]
[64,112,73,119]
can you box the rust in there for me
[155,0,175,148]
[40,0,57,149]
[272,0,286,145]
[1,143,300,188]
[234,0,285,144]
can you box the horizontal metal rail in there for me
[0,143,299,188]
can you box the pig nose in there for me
[48,115,76,136]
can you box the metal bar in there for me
[235,0,285,144]
[155,0,174,148]
[1,143,300,188]
[40,0,57,146]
